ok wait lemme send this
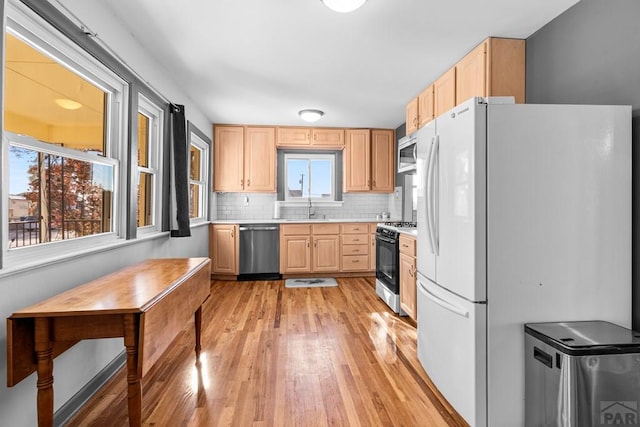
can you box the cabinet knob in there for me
[247,179,251,187]
[373,180,376,187]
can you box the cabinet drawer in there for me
[341,223,368,234]
[342,234,367,245]
[342,255,369,271]
[281,224,311,235]
[399,234,416,256]
[312,223,340,235]
[342,244,369,256]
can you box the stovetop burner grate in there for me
[382,221,417,228]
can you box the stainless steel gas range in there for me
[375,221,416,314]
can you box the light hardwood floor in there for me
[67,277,467,426]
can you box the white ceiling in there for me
[101,0,579,129]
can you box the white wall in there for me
[0,1,212,425]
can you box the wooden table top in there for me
[9,258,210,318]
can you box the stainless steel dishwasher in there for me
[238,224,281,280]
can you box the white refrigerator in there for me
[415,97,631,427]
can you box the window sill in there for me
[0,231,169,279]
[279,200,344,208]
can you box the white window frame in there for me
[283,153,336,202]
[136,94,163,235]
[2,0,128,270]
[188,129,209,224]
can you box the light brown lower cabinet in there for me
[311,224,340,272]
[280,222,376,274]
[280,224,341,274]
[399,234,417,321]
[210,224,239,275]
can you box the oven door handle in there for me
[375,235,397,245]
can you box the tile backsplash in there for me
[215,192,397,221]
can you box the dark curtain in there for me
[170,103,191,237]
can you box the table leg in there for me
[194,306,202,362]
[34,318,54,427]
[124,314,142,427]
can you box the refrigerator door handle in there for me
[431,135,440,255]
[425,136,436,254]
[419,280,469,318]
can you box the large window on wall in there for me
[3,2,126,266]
[188,123,210,223]
[136,95,163,233]
[284,153,335,201]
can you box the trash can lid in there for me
[524,321,640,356]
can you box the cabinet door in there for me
[486,37,526,103]
[312,128,344,148]
[369,234,376,271]
[214,126,244,192]
[406,97,419,135]
[312,235,340,272]
[244,126,276,192]
[281,236,311,273]
[344,129,371,192]
[371,129,394,192]
[276,127,310,146]
[434,67,457,117]
[456,41,487,105]
[399,252,416,320]
[418,84,435,128]
[211,224,238,274]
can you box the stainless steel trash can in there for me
[524,321,640,427]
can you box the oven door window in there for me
[376,236,399,292]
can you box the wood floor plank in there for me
[66,277,467,427]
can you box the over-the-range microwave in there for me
[397,134,417,173]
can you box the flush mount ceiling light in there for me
[322,0,367,13]
[298,109,324,123]
[55,98,82,110]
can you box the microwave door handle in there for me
[425,136,436,254]
[413,143,418,161]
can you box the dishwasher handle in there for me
[239,226,279,231]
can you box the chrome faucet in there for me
[307,198,316,219]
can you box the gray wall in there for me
[526,0,640,329]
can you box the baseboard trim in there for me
[54,351,126,427]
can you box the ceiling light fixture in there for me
[55,98,83,110]
[298,109,324,123]
[321,0,367,13]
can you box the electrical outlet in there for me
[394,187,401,200]
[243,196,249,206]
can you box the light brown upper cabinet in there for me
[344,129,371,192]
[213,125,276,192]
[405,84,434,135]
[213,126,244,192]
[276,127,344,148]
[455,37,526,105]
[371,129,395,192]
[344,129,394,193]
[434,67,457,117]
[244,127,276,191]
[405,97,419,135]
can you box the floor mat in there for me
[285,278,338,288]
